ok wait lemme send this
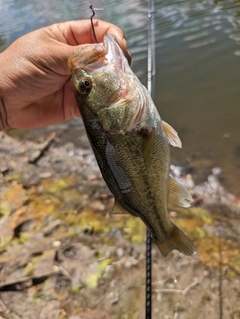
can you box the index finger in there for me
[58,19,131,64]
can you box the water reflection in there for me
[1,0,240,195]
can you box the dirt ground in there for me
[0,131,240,319]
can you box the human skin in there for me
[0,19,131,130]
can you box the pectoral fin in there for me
[162,121,182,148]
[111,200,129,215]
[168,176,193,207]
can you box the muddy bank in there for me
[0,131,240,319]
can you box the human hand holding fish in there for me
[0,20,131,130]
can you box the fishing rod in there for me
[146,1,156,318]
[89,4,155,318]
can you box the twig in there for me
[42,219,64,236]
[0,265,69,291]
[173,313,179,319]
[154,280,199,296]
[28,133,57,165]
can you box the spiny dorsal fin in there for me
[162,120,182,148]
[111,200,129,215]
[155,222,196,256]
[168,176,193,207]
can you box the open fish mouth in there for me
[103,35,128,71]
[68,35,127,74]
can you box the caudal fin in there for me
[154,223,196,257]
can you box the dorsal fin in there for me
[162,120,182,148]
[168,176,192,207]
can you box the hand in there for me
[0,20,131,130]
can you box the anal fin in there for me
[168,176,193,207]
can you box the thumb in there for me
[54,43,90,76]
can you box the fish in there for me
[68,34,196,257]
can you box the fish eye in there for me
[79,77,92,95]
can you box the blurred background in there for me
[1,0,240,196]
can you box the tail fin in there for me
[154,223,196,257]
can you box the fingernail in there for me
[111,32,132,66]
[126,49,132,66]
[120,37,131,66]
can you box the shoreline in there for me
[3,128,240,211]
[0,131,240,318]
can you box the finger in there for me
[58,20,131,64]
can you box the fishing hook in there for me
[89,5,102,43]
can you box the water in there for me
[1,0,240,195]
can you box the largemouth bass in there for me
[68,34,196,256]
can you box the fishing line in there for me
[146,1,156,318]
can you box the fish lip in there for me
[68,34,125,72]
[104,34,127,70]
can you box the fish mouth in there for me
[104,34,127,70]
[68,34,127,73]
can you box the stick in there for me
[0,266,70,291]
[154,280,199,296]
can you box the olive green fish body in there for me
[69,35,196,256]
